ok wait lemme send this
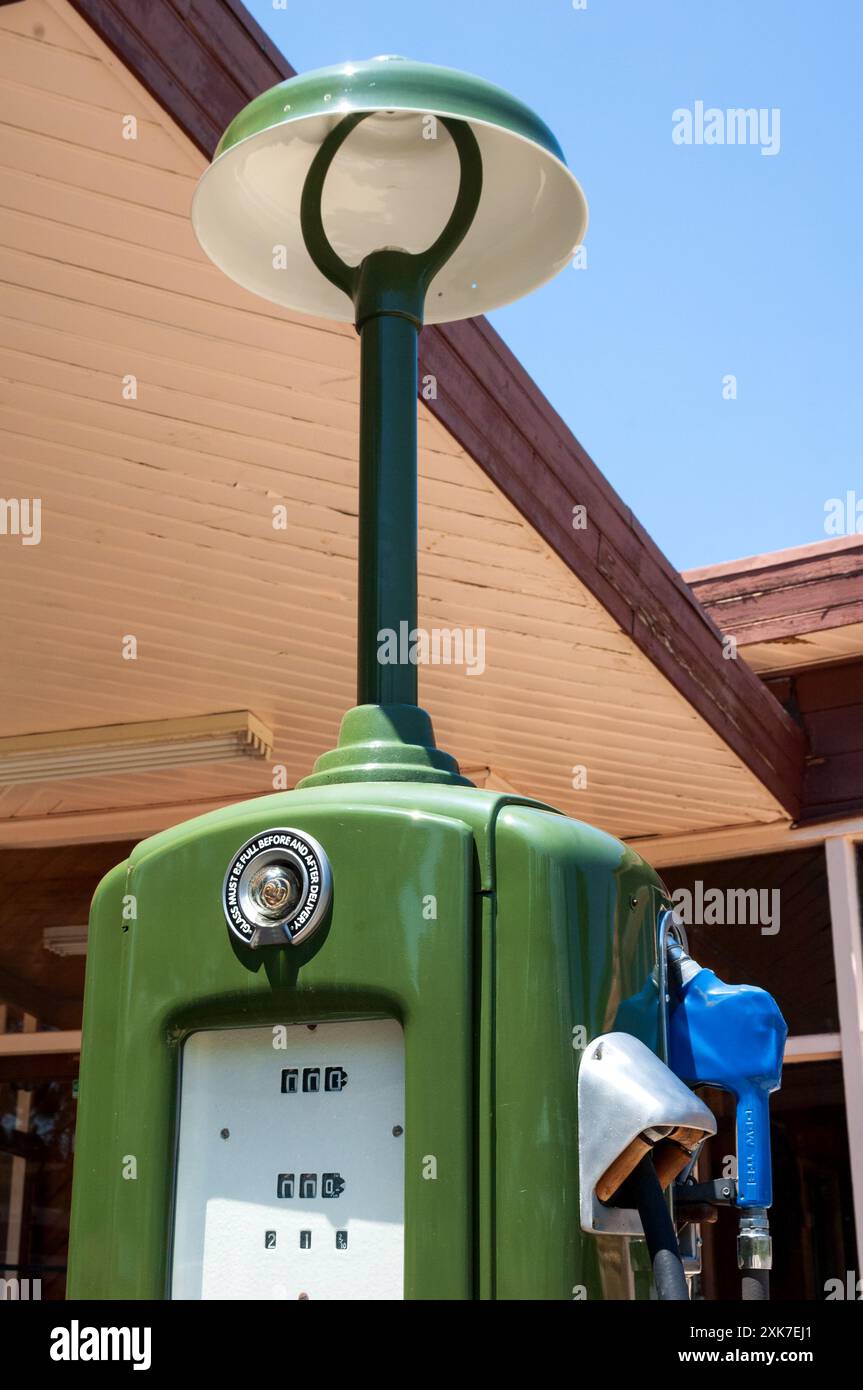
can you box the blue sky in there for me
[246,0,862,570]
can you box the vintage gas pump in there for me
[67,58,775,1302]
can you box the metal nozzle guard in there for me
[578,1032,717,1236]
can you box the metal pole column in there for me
[356,311,419,707]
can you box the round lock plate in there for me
[222,828,332,947]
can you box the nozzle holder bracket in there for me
[578,1031,717,1236]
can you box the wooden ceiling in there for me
[0,840,137,1028]
[0,0,795,848]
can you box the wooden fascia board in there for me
[687,539,863,646]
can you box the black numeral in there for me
[322,1172,345,1199]
[276,1170,346,1199]
[280,1064,348,1093]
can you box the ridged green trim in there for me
[298,704,472,788]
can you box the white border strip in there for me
[0,1030,82,1056]
[631,815,863,869]
[824,837,863,1265]
[784,1033,841,1063]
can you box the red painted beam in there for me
[687,536,863,647]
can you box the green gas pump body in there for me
[67,708,666,1301]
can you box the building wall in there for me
[766,658,863,822]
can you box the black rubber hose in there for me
[614,1155,690,1301]
[742,1270,770,1300]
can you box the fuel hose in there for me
[738,1210,772,1301]
[742,1270,770,1300]
[614,1154,690,1301]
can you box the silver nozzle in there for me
[737,1209,772,1271]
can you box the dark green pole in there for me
[357,310,418,705]
[301,112,482,710]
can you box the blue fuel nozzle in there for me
[666,943,787,1210]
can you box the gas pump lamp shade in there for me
[192,56,588,324]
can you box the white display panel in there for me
[171,1019,405,1300]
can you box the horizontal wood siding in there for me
[58,0,804,819]
[797,661,863,821]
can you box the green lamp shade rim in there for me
[213,57,570,170]
[194,56,588,325]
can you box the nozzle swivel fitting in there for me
[665,939,701,992]
[737,1208,772,1271]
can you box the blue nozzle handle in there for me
[668,967,787,1210]
[734,1081,778,1208]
